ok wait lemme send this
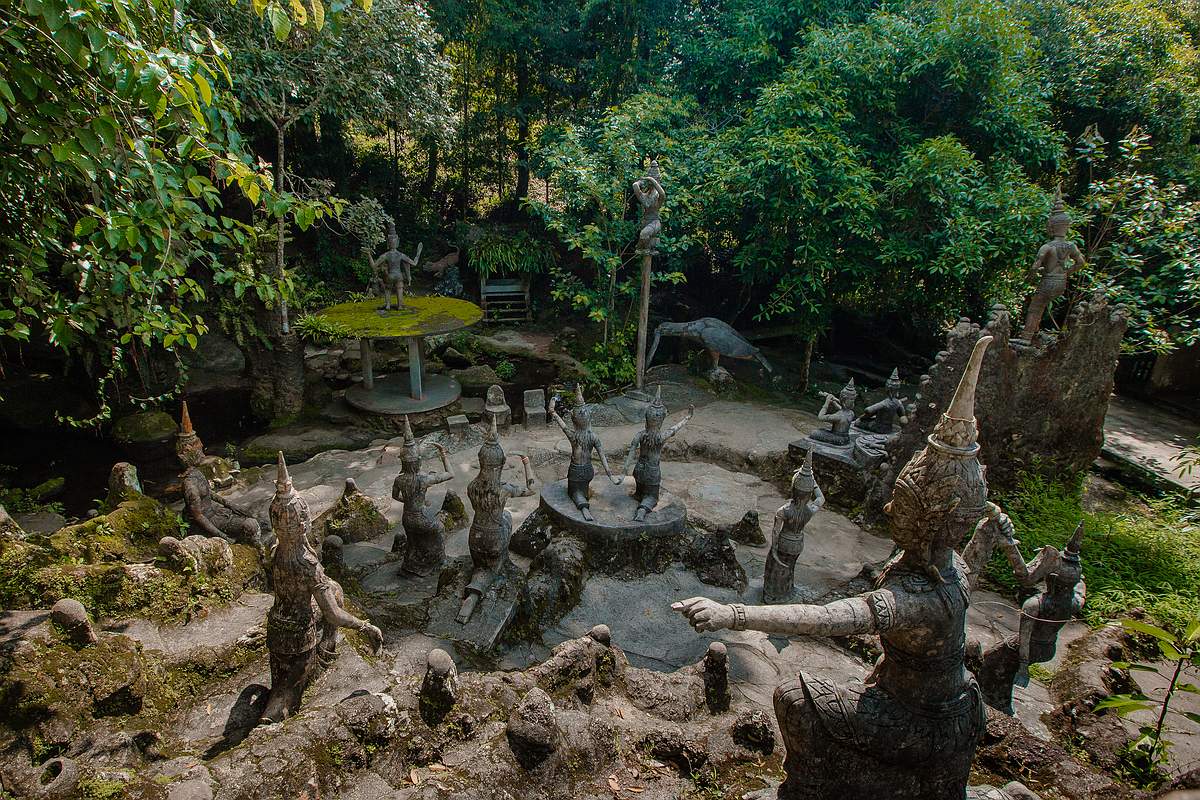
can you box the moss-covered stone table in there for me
[315,296,484,415]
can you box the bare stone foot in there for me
[580,507,594,522]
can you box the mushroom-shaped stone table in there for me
[315,296,484,415]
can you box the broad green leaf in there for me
[310,0,324,29]
[268,4,292,41]
[194,72,212,106]
[289,0,307,25]
[1121,619,1177,644]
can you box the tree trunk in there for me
[514,51,530,201]
[797,335,816,395]
[422,139,439,199]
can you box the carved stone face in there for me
[387,233,400,250]
[1048,214,1070,238]
[839,388,857,407]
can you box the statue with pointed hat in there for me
[763,449,826,604]
[550,384,622,522]
[389,416,454,575]
[459,417,536,624]
[811,377,859,446]
[621,386,694,521]
[262,453,383,725]
[177,401,260,546]
[1019,185,1086,340]
[370,220,423,311]
[675,337,997,799]
[857,369,909,436]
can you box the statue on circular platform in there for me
[390,416,454,576]
[674,336,996,800]
[370,220,423,311]
[262,453,383,725]
[459,417,535,624]
[857,369,909,436]
[763,449,825,605]
[621,386,694,521]
[633,159,666,254]
[811,378,858,446]
[550,384,621,522]
[1019,186,1086,340]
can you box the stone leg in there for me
[1020,294,1051,339]
[566,462,595,520]
[261,646,320,724]
[970,637,1020,715]
[402,513,446,577]
[633,479,660,521]
[762,543,800,605]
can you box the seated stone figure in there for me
[856,368,908,435]
[621,386,694,521]
[675,336,996,800]
[810,378,858,445]
[390,416,454,576]
[177,402,259,545]
[158,534,234,580]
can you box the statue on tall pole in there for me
[633,158,666,390]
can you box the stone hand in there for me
[360,622,384,654]
[672,597,734,632]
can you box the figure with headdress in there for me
[177,401,260,546]
[857,369,909,436]
[674,337,997,799]
[458,418,535,624]
[1019,186,1086,340]
[550,385,622,522]
[633,159,666,254]
[621,386,694,521]
[811,378,858,446]
[262,453,383,725]
[763,449,825,605]
[370,220,423,311]
[388,416,453,576]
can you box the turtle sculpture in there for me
[646,318,773,373]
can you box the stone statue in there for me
[674,336,996,800]
[390,416,454,576]
[1019,186,1086,340]
[550,384,621,522]
[633,159,666,254]
[646,318,774,374]
[458,417,535,624]
[370,220,423,311]
[810,378,858,445]
[763,449,825,605]
[179,421,259,545]
[175,401,205,467]
[621,386,694,521]
[857,369,908,436]
[262,453,383,725]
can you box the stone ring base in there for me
[346,373,462,415]
[538,477,687,544]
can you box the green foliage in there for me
[987,474,1200,630]
[294,314,351,345]
[471,229,553,279]
[494,358,515,381]
[1094,616,1200,787]
[580,323,637,393]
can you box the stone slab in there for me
[446,414,469,435]
[539,477,687,542]
[346,373,462,415]
[425,556,524,652]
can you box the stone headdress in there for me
[571,383,591,427]
[1049,184,1070,231]
[385,219,399,246]
[886,368,901,390]
[839,377,858,404]
[401,415,421,468]
[645,385,667,426]
[1051,521,1085,589]
[885,336,992,564]
[175,400,204,467]
[792,448,817,495]
[270,451,311,539]
[477,415,505,468]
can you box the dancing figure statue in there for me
[458,417,535,624]
[550,384,621,522]
[389,416,453,576]
[674,336,996,800]
[763,449,825,605]
[633,159,665,253]
[371,220,422,311]
[1020,186,1086,340]
[621,386,694,521]
[262,453,383,725]
[857,369,908,436]
[811,378,858,446]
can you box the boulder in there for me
[506,688,562,770]
[451,364,500,392]
[50,598,97,647]
[441,347,473,369]
[324,479,387,544]
[112,410,179,455]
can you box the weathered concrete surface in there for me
[1102,394,1200,493]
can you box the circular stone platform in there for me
[345,373,462,415]
[315,295,483,338]
[539,476,687,545]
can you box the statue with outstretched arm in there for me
[550,384,622,521]
[387,416,454,576]
[370,220,422,311]
[1020,185,1086,340]
[763,448,825,604]
[621,386,694,521]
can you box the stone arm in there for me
[1073,579,1087,614]
[212,491,253,518]
[313,571,383,652]
[674,595,881,637]
[549,408,573,440]
[664,405,695,440]
[771,507,785,542]
[622,432,642,476]
[592,439,624,486]
[861,398,887,419]
[1001,538,1061,588]
[430,441,452,475]
[1026,244,1051,282]
[816,393,840,421]
[424,471,454,488]
[1066,242,1087,277]
[807,485,826,513]
[183,482,227,539]
[369,251,385,272]
[502,455,536,498]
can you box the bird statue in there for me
[646,318,773,373]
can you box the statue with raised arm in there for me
[622,386,694,521]
[551,384,621,522]
[178,409,260,546]
[458,417,536,624]
[763,449,825,605]
[1019,186,1086,340]
[371,220,423,311]
[810,378,858,446]
[262,453,383,725]
[633,159,665,254]
[674,336,995,800]
[857,369,909,436]
[389,416,454,576]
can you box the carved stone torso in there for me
[861,397,905,435]
[466,473,518,568]
[380,249,408,282]
[632,430,666,484]
[267,551,324,656]
[1025,582,1082,659]
[395,471,436,521]
[564,427,600,466]
[182,467,231,524]
[775,499,817,556]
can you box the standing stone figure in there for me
[674,336,996,800]
[810,378,858,445]
[179,416,259,545]
[622,386,694,521]
[370,221,422,311]
[550,384,621,522]
[391,416,454,576]
[632,160,666,253]
[1019,186,1086,340]
[458,417,535,624]
[262,453,383,725]
[763,449,825,605]
[857,369,908,435]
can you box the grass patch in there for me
[987,473,1200,630]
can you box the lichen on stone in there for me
[313,296,483,340]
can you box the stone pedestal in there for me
[523,389,547,427]
[425,556,524,652]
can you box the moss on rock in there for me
[112,411,178,446]
[314,296,483,339]
[44,495,183,564]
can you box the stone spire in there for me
[646,384,667,424]
[180,401,194,435]
[886,368,901,388]
[276,451,293,493]
[931,336,992,452]
[478,414,505,467]
[1063,520,1084,563]
[401,415,420,464]
[792,448,817,493]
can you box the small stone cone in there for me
[1052,183,1065,214]
[653,384,663,404]
[932,336,992,450]
[180,401,194,435]
[403,415,415,446]
[1065,520,1085,557]
[276,451,292,491]
[889,368,900,383]
[575,383,585,406]
[486,413,499,442]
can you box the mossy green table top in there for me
[315,295,483,339]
